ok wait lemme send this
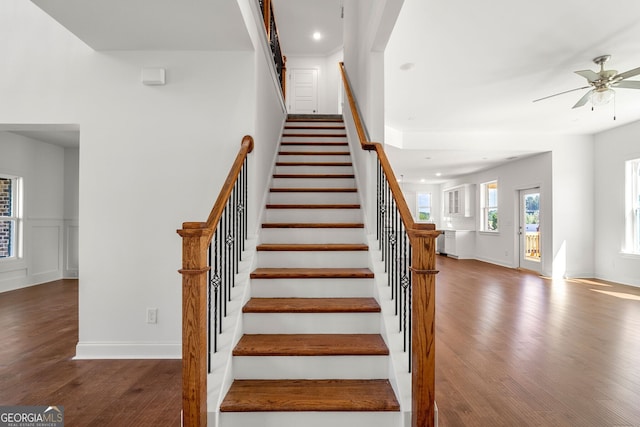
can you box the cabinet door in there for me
[453,190,460,214]
[448,191,454,214]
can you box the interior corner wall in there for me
[594,119,640,287]
[1,0,260,358]
[63,147,79,279]
[550,136,595,279]
[0,132,68,292]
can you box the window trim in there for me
[481,180,499,232]
[624,158,640,255]
[0,174,23,261]
[416,192,433,223]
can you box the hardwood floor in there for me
[434,255,640,426]
[0,280,181,426]
[1,260,639,426]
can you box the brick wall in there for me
[0,178,12,258]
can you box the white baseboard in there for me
[74,341,181,359]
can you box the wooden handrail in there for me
[261,0,287,96]
[339,61,439,427]
[177,135,254,427]
[205,135,254,231]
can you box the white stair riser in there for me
[264,208,362,223]
[243,313,380,334]
[281,136,347,143]
[269,192,359,204]
[233,355,388,379]
[271,178,356,188]
[278,154,351,163]
[218,411,403,427]
[283,128,346,135]
[259,228,365,244]
[256,251,369,268]
[275,165,353,174]
[278,144,349,152]
[250,278,374,298]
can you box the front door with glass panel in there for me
[519,188,541,272]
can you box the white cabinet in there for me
[444,184,475,217]
[443,230,475,259]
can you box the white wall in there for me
[594,120,640,287]
[1,0,284,358]
[0,132,73,292]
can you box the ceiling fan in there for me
[533,55,640,109]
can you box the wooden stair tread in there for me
[276,162,352,167]
[261,222,364,228]
[273,174,355,179]
[250,268,373,279]
[279,151,350,155]
[270,188,357,193]
[284,125,346,130]
[256,243,368,251]
[243,297,380,313]
[220,379,399,412]
[233,334,388,356]
[266,204,360,209]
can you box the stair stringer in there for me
[367,233,411,426]
[252,118,287,239]
[205,237,258,427]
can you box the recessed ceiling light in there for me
[313,32,322,40]
[435,172,442,177]
[420,179,426,183]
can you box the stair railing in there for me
[339,62,440,427]
[258,0,287,97]
[177,135,254,427]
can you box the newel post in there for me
[409,226,441,427]
[177,222,211,427]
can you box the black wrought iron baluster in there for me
[408,238,413,373]
[207,241,212,372]
[226,196,234,293]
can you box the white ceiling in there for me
[383,0,640,182]
[31,0,252,50]
[271,0,344,56]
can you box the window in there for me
[416,192,432,222]
[481,180,498,232]
[0,175,22,259]
[625,159,640,254]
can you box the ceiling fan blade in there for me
[575,69,600,82]
[614,80,640,89]
[533,86,591,103]
[615,66,640,80]
[572,90,593,109]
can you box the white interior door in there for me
[289,68,318,114]
[519,188,541,272]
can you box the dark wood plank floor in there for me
[0,279,181,426]
[1,259,639,426]
[435,255,640,426]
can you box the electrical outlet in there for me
[146,308,158,324]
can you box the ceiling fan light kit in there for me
[533,54,640,118]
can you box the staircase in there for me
[218,115,402,427]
